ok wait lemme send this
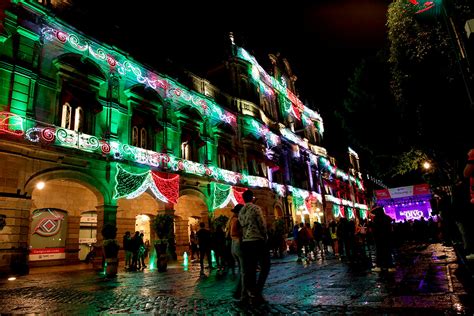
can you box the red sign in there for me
[375,184,430,200]
[29,248,66,261]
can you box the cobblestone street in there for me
[1,243,472,315]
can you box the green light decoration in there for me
[0,112,25,136]
[242,175,270,188]
[211,250,216,265]
[210,182,247,210]
[288,185,310,213]
[236,47,323,133]
[149,249,156,270]
[332,204,345,218]
[40,23,236,128]
[243,116,280,148]
[359,209,368,220]
[211,182,233,210]
[347,207,355,219]
[113,164,179,204]
[272,183,286,197]
[183,251,188,271]
[280,128,308,149]
[319,157,364,191]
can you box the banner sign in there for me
[375,184,430,200]
[29,248,65,261]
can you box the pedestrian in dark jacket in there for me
[371,206,395,272]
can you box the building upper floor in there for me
[0,0,366,204]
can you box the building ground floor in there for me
[0,138,368,275]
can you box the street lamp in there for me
[423,161,431,170]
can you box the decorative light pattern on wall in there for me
[210,182,247,210]
[236,47,323,133]
[0,112,25,136]
[319,157,364,191]
[272,183,286,197]
[40,25,236,128]
[280,128,308,149]
[244,116,280,148]
[408,0,442,15]
[113,164,179,204]
[242,175,270,188]
[332,204,345,218]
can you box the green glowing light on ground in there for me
[211,250,216,265]
[149,248,156,270]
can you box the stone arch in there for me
[27,169,106,267]
[273,201,284,219]
[213,121,237,136]
[116,191,164,248]
[24,167,109,205]
[176,106,204,125]
[173,187,209,258]
[125,84,165,109]
[54,53,107,82]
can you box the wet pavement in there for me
[0,243,473,315]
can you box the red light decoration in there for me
[232,186,247,205]
[151,171,180,204]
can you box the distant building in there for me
[0,0,367,275]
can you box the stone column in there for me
[65,215,81,264]
[96,204,118,243]
[0,196,32,275]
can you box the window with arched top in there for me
[140,127,147,149]
[132,126,139,147]
[181,141,190,160]
[61,102,72,129]
[60,102,84,132]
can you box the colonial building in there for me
[0,1,368,275]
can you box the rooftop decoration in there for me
[236,47,323,134]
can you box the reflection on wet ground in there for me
[0,243,472,315]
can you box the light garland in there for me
[113,164,179,203]
[40,25,237,128]
[210,182,247,210]
[0,112,25,136]
[236,47,323,133]
[280,128,308,149]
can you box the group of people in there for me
[193,190,271,306]
[123,231,149,271]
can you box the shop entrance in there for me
[78,211,97,261]
[135,214,151,246]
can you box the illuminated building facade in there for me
[0,1,367,274]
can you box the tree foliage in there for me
[338,1,474,188]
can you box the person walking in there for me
[196,222,213,276]
[139,232,147,269]
[371,206,395,272]
[227,204,244,299]
[123,231,132,270]
[238,190,270,306]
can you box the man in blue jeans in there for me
[238,190,271,305]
